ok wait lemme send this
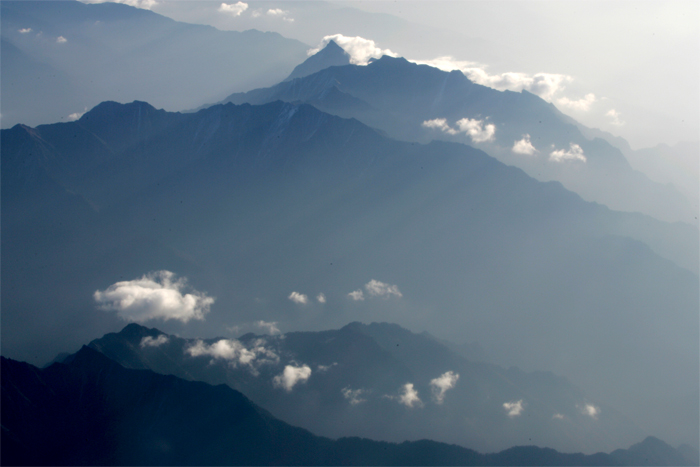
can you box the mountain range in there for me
[1,6,698,461]
[79,322,643,454]
[1,0,308,129]
[215,43,695,225]
[3,343,696,466]
[2,98,697,449]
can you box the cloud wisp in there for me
[218,2,248,16]
[430,371,459,404]
[606,109,625,126]
[503,399,524,417]
[19,28,32,33]
[422,118,458,135]
[308,34,398,66]
[288,291,308,304]
[255,320,280,335]
[512,134,537,155]
[348,289,365,301]
[549,143,587,163]
[423,117,495,143]
[140,334,169,348]
[186,337,279,374]
[365,279,402,299]
[316,293,326,304]
[342,387,367,405]
[273,363,312,391]
[398,383,423,408]
[94,271,214,323]
[455,118,496,143]
[349,279,402,301]
[411,56,572,101]
[67,107,87,122]
[578,403,600,420]
[557,93,597,112]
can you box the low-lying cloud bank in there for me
[94,271,214,323]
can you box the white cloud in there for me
[140,334,169,348]
[218,2,248,16]
[557,93,597,112]
[410,56,572,101]
[316,293,326,304]
[606,108,625,126]
[455,118,496,143]
[549,143,587,163]
[273,363,311,391]
[255,320,280,335]
[186,337,278,373]
[94,271,214,323]
[267,8,286,15]
[398,383,423,408]
[56,36,67,43]
[578,403,600,419]
[365,279,402,298]
[512,134,537,155]
[18,28,32,34]
[503,399,524,417]
[430,371,459,404]
[552,413,566,420]
[67,107,87,122]
[423,117,495,143]
[342,387,367,405]
[348,289,365,301]
[79,0,158,10]
[282,17,295,23]
[422,118,458,135]
[308,34,398,66]
[288,291,308,304]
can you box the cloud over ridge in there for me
[94,271,214,323]
[308,34,398,66]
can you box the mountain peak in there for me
[285,40,351,82]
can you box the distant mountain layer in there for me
[2,349,695,466]
[1,0,308,128]
[2,100,697,450]
[81,322,644,454]
[218,50,694,224]
[285,39,351,81]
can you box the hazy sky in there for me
[125,0,700,150]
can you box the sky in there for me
[95,0,700,150]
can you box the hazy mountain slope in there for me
[2,100,697,449]
[7,349,690,466]
[219,52,693,224]
[82,322,646,454]
[1,0,308,128]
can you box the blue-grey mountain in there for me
[2,348,694,465]
[1,0,308,129]
[217,48,694,225]
[2,100,697,450]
